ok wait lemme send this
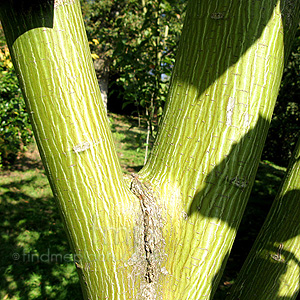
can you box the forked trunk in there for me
[0,0,299,298]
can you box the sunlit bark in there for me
[0,0,299,299]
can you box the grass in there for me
[108,113,149,173]
[0,113,287,299]
[0,167,81,300]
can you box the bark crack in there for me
[130,174,165,299]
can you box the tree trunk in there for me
[93,57,110,111]
[227,136,300,300]
[0,0,299,299]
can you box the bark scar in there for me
[130,175,157,282]
[130,174,165,298]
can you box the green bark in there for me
[0,0,299,299]
[139,0,299,298]
[227,136,300,300]
[0,0,139,299]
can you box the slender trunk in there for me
[227,136,300,299]
[93,57,110,111]
[144,108,151,165]
[98,76,108,111]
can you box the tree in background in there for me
[81,0,186,135]
[1,2,299,170]
[80,0,142,110]
[0,0,300,299]
[112,0,186,162]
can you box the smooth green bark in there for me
[227,137,300,299]
[0,0,299,299]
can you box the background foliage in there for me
[81,0,186,132]
[0,32,33,168]
[1,6,298,169]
